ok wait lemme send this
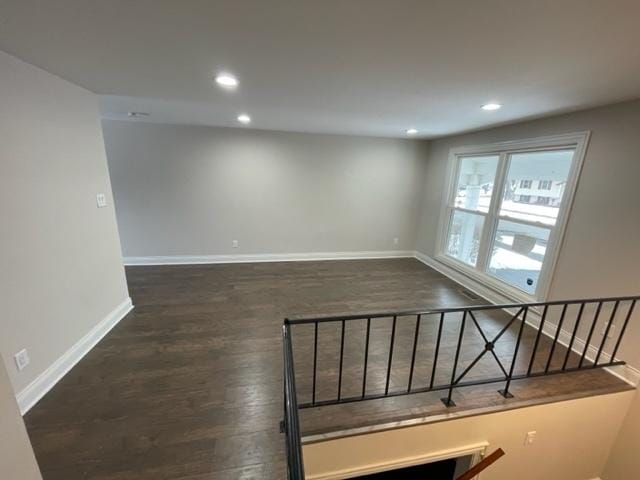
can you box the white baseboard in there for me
[415,252,639,387]
[17,297,134,415]
[526,310,640,387]
[124,250,414,266]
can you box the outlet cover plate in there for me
[96,193,107,208]
[14,349,29,371]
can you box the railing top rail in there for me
[285,295,640,325]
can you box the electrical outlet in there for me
[393,237,399,245]
[14,349,29,371]
[232,240,239,248]
[524,431,537,446]
[601,322,616,339]
[96,193,107,208]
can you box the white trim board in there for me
[415,252,640,387]
[124,250,414,266]
[304,442,488,480]
[16,297,134,415]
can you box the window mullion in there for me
[476,152,509,272]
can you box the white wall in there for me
[304,390,634,480]
[102,121,427,260]
[416,100,640,370]
[0,51,130,401]
[604,389,640,479]
[0,361,41,479]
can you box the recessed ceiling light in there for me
[481,103,502,111]
[127,111,150,118]
[215,73,238,88]
[406,128,418,135]
[237,114,251,124]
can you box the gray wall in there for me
[0,51,130,394]
[416,99,640,368]
[103,121,427,258]
[418,100,640,299]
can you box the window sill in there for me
[433,254,538,305]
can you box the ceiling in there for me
[1,0,640,138]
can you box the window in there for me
[437,133,589,300]
[538,180,553,190]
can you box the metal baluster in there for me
[337,320,345,401]
[407,314,422,393]
[562,302,585,370]
[499,307,528,398]
[545,304,568,373]
[430,312,445,389]
[384,316,397,395]
[361,317,371,399]
[594,301,620,366]
[526,305,549,376]
[579,302,603,368]
[312,321,318,405]
[442,311,466,407]
[611,300,636,362]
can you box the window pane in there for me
[454,155,499,213]
[500,150,574,226]
[488,220,551,294]
[445,210,484,266]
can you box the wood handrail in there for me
[455,448,505,480]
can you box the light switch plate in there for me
[525,431,537,445]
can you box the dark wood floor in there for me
[24,258,630,479]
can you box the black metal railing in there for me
[282,322,305,480]
[281,295,637,479]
